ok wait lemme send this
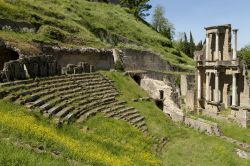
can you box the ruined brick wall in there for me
[120,49,173,71]
[1,55,60,82]
[41,46,115,70]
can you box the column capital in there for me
[233,29,239,34]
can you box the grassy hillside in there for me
[0,71,249,165]
[0,0,194,70]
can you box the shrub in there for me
[38,25,67,41]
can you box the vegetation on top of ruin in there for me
[0,0,194,70]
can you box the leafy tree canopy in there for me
[238,45,250,68]
[120,0,152,19]
[151,5,175,40]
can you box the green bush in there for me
[38,25,67,41]
[114,61,124,71]
[238,45,250,69]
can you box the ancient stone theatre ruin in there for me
[195,24,250,127]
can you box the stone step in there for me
[76,102,116,123]
[116,107,135,115]
[119,109,138,116]
[77,96,116,116]
[39,94,73,112]
[0,73,102,89]
[0,79,34,88]
[55,106,75,118]
[121,111,139,120]
[17,78,108,97]
[25,80,95,102]
[8,74,107,94]
[130,116,144,124]
[80,99,116,117]
[23,82,85,103]
[104,105,128,117]
[46,102,69,116]
[31,94,57,107]
[26,74,102,88]
[77,92,117,107]
[65,97,116,122]
[134,121,146,128]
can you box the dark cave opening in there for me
[155,99,164,110]
[132,75,141,86]
[0,47,19,70]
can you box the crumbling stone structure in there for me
[62,62,95,75]
[195,24,250,128]
[1,55,61,82]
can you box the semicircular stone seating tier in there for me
[0,73,148,133]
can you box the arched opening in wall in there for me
[159,90,164,100]
[0,47,19,70]
[132,75,141,85]
[155,99,163,110]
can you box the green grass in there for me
[104,71,250,165]
[0,0,194,70]
[0,71,249,165]
[0,140,70,166]
[0,100,159,166]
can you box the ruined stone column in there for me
[215,31,219,61]
[197,70,201,100]
[206,72,210,101]
[232,73,237,106]
[215,71,220,102]
[206,33,209,61]
[233,29,238,60]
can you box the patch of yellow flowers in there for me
[0,108,160,165]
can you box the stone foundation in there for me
[184,117,222,136]
[166,110,222,136]
[231,108,250,128]
[62,62,94,75]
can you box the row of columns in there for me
[205,31,219,61]
[198,70,238,106]
[205,29,238,61]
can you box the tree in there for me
[183,32,190,56]
[151,5,175,40]
[196,40,203,51]
[189,31,195,58]
[120,0,152,19]
[238,45,250,69]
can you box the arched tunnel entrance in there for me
[0,47,19,70]
[132,75,141,86]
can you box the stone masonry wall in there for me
[1,55,60,82]
[41,46,115,70]
[120,49,173,71]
